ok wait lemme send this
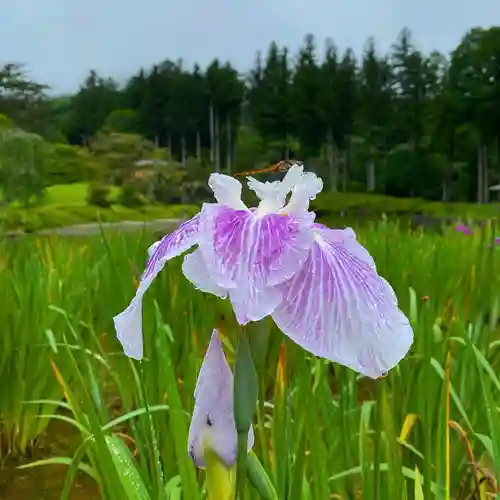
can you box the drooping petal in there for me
[188,330,254,468]
[228,285,283,325]
[272,226,413,378]
[281,171,323,214]
[208,173,249,211]
[182,249,228,298]
[197,203,315,322]
[113,214,200,359]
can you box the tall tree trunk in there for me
[326,127,337,192]
[167,135,172,160]
[483,144,489,203]
[181,135,186,167]
[477,142,484,204]
[441,173,452,202]
[214,110,221,173]
[225,116,232,173]
[196,130,201,161]
[366,158,376,192]
[341,149,349,192]
[209,104,215,164]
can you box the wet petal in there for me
[113,214,200,359]
[208,173,248,211]
[272,226,413,378]
[198,204,315,321]
[228,285,283,325]
[188,330,254,468]
[182,249,228,298]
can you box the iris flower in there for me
[188,329,254,468]
[114,164,413,378]
[455,224,473,235]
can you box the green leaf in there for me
[234,330,258,433]
[247,451,278,500]
[105,434,151,500]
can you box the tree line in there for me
[1,27,500,203]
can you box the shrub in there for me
[87,183,111,207]
[118,181,147,208]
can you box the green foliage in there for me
[118,181,148,207]
[86,182,111,208]
[4,28,500,203]
[49,143,100,184]
[0,127,54,206]
[102,108,139,134]
[0,221,498,498]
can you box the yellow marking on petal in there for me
[204,435,235,500]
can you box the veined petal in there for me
[272,226,413,378]
[198,204,315,320]
[182,249,228,298]
[113,214,200,359]
[188,330,254,468]
[208,173,248,211]
[228,285,283,325]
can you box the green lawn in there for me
[43,182,121,206]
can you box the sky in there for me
[1,0,499,95]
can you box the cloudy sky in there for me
[1,0,498,94]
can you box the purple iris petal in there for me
[455,224,472,235]
[192,203,315,323]
[188,330,254,468]
[272,226,413,379]
[113,214,200,359]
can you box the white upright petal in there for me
[188,330,254,468]
[282,171,323,214]
[113,215,200,359]
[208,174,248,211]
[247,164,304,214]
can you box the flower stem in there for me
[233,327,258,499]
[235,431,248,499]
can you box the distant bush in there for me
[87,182,111,207]
[118,181,147,208]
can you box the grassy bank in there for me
[0,220,499,498]
[2,181,499,233]
[0,203,199,233]
[312,192,500,220]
